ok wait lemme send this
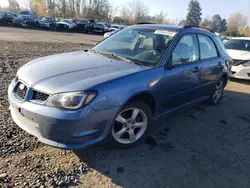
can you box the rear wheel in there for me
[109,101,152,148]
[208,77,226,105]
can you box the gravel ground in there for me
[0,40,250,188]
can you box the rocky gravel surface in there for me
[0,39,250,188]
[0,41,90,158]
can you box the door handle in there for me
[191,66,200,73]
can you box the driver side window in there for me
[171,34,199,65]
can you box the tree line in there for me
[1,0,249,36]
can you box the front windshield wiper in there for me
[88,49,152,67]
[88,49,132,63]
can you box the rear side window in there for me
[198,35,218,60]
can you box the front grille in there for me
[32,90,49,102]
[15,82,28,100]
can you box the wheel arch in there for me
[123,91,156,116]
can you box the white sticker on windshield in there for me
[154,30,176,36]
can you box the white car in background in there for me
[104,30,117,38]
[56,19,76,30]
[225,37,250,80]
[104,25,125,38]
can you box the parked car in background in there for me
[75,19,90,32]
[0,11,17,25]
[8,25,231,149]
[86,19,97,33]
[108,24,123,32]
[56,19,76,31]
[104,30,118,38]
[38,16,56,29]
[18,10,37,17]
[38,16,45,21]
[221,36,231,44]
[92,22,109,34]
[12,14,38,28]
[225,37,250,80]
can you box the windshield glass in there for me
[93,27,177,65]
[63,19,73,23]
[79,20,88,23]
[225,39,250,52]
[41,17,53,22]
[18,15,29,19]
[19,11,30,15]
[111,25,120,29]
[0,12,5,16]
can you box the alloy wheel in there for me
[212,80,224,103]
[112,108,148,144]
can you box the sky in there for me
[1,0,250,24]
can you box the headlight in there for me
[243,61,250,67]
[46,91,97,110]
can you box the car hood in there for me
[17,51,150,94]
[57,21,74,25]
[227,49,250,60]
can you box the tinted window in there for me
[172,34,199,65]
[0,12,6,16]
[198,35,218,60]
[225,39,250,52]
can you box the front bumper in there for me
[231,65,250,80]
[8,81,119,149]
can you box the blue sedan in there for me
[8,24,232,149]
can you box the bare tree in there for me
[8,0,20,12]
[121,0,149,24]
[227,12,248,35]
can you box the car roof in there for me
[130,24,217,37]
[131,24,183,31]
[231,37,250,40]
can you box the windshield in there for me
[93,27,177,66]
[63,19,73,23]
[0,12,5,16]
[41,17,53,22]
[111,25,120,29]
[225,39,250,52]
[19,11,30,15]
[79,20,88,24]
[95,23,105,27]
[18,15,29,19]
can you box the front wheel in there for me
[208,77,226,105]
[109,101,152,148]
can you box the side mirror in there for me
[165,56,173,70]
[165,63,173,70]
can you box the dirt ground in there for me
[0,27,103,45]
[0,27,250,188]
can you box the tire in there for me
[208,77,226,105]
[108,101,152,148]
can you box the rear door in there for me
[196,34,223,97]
[160,34,202,112]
